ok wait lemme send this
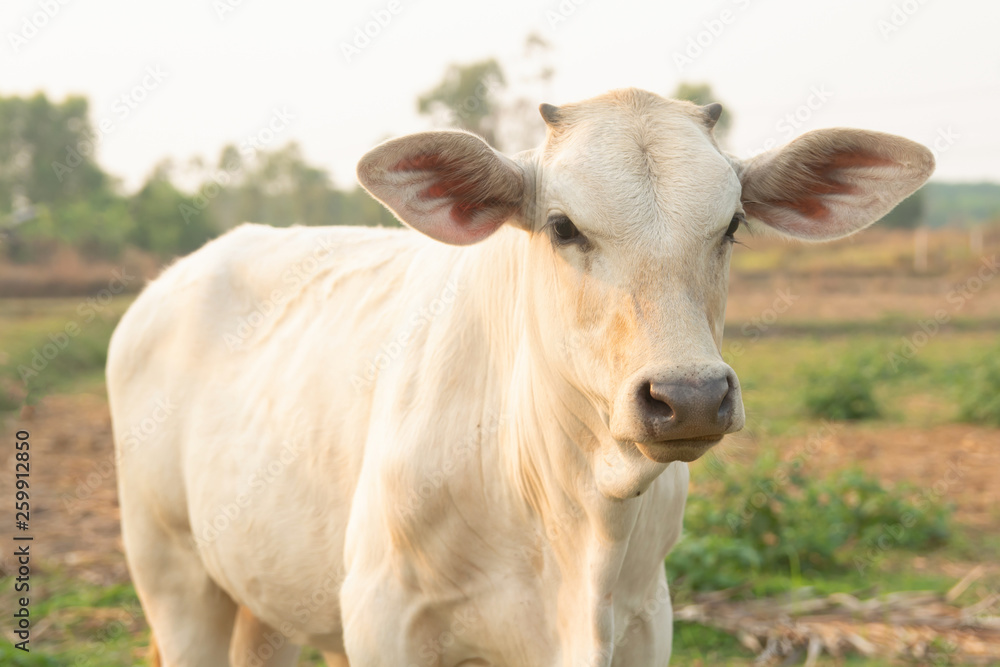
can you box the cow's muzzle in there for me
[610,363,745,463]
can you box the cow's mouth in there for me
[635,435,723,463]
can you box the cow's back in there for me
[107,222,448,646]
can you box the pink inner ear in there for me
[391,152,514,227]
[759,151,896,222]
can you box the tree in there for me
[199,142,398,231]
[0,93,110,214]
[0,93,131,259]
[497,33,556,152]
[130,162,217,257]
[417,59,506,147]
[671,82,731,143]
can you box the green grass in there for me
[672,621,752,664]
[0,574,148,666]
[0,572,967,667]
[724,327,1000,434]
[667,450,952,594]
[0,296,131,409]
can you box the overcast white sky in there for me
[3,0,998,192]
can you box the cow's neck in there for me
[452,226,681,656]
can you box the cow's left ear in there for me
[737,129,935,241]
[357,130,525,246]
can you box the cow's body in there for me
[109,89,933,666]
[110,222,685,665]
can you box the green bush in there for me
[957,353,1000,426]
[801,353,882,420]
[666,453,952,592]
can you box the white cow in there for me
[107,88,933,666]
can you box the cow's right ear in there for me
[357,131,525,246]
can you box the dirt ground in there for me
[726,271,1000,324]
[0,394,127,586]
[713,422,1000,534]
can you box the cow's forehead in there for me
[538,89,741,242]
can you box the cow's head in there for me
[358,88,933,493]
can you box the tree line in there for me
[2,49,984,266]
[0,93,398,262]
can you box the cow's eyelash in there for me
[724,213,746,245]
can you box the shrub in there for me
[957,353,1000,426]
[666,453,952,592]
[801,353,882,420]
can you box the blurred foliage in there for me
[801,352,883,420]
[879,188,926,229]
[418,58,507,147]
[672,81,731,143]
[922,181,1000,228]
[957,350,1000,426]
[878,182,1000,229]
[192,141,397,233]
[0,93,109,209]
[666,452,952,593]
[2,316,117,406]
[129,169,215,257]
[0,92,398,265]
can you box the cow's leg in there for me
[229,606,301,666]
[122,508,237,666]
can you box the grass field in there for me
[1,225,999,665]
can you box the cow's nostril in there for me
[641,382,675,421]
[716,372,737,423]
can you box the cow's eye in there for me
[549,215,582,244]
[724,214,744,241]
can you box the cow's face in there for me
[523,93,746,467]
[358,88,933,489]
